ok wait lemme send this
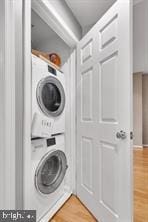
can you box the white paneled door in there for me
[76,1,132,222]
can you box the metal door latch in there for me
[130,131,134,140]
[116,130,127,139]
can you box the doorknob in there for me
[116,130,127,139]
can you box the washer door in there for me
[35,150,68,195]
[37,76,65,117]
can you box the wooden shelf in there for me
[32,49,62,72]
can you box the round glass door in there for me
[37,76,65,117]
[35,150,68,194]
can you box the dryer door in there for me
[35,150,68,194]
[37,76,65,117]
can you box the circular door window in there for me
[37,76,65,117]
[35,150,68,195]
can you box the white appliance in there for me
[31,135,70,221]
[32,54,66,137]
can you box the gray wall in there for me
[133,73,143,147]
[142,75,148,145]
[133,0,148,73]
[34,36,71,66]
[133,73,148,146]
[31,10,71,66]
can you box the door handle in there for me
[116,130,127,139]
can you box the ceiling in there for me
[32,0,140,45]
[31,1,120,46]
[65,0,116,29]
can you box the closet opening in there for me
[29,7,76,221]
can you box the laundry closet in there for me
[22,0,132,222]
[30,7,75,221]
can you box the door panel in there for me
[81,68,93,121]
[99,15,117,50]
[81,39,93,64]
[81,137,93,192]
[76,1,132,222]
[100,53,118,122]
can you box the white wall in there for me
[31,9,71,66]
[133,0,148,73]
[33,34,70,66]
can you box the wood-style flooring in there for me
[50,195,97,222]
[134,148,148,222]
[50,148,148,222]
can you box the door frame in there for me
[23,0,77,208]
[0,0,77,209]
[0,0,16,209]
[0,0,24,209]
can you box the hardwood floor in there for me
[50,148,148,222]
[50,195,97,222]
[134,148,148,222]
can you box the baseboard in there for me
[133,145,143,149]
[39,191,72,222]
[133,145,148,148]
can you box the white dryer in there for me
[32,54,66,138]
[31,135,71,221]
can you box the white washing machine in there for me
[32,54,66,138]
[31,135,71,221]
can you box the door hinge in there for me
[130,131,134,140]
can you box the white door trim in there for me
[0,0,16,209]
[65,50,77,193]
[23,0,32,209]
[0,0,26,209]
[15,0,24,209]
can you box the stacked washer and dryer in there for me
[31,55,70,221]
